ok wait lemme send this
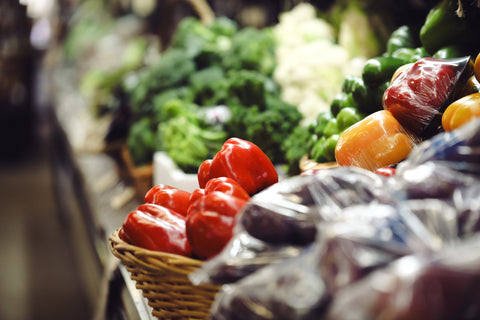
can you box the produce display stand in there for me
[39,0,480,318]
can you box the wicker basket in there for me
[109,229,220,320]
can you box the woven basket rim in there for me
[109,229,220,319]
[109,229,204,274]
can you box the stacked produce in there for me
[192,116,480,319]
[72,1,393,176]
[118,138,279,260]
[102,15,303,174]
[272,2,374,122]
[300,0,480,172]
[105,1,480,319]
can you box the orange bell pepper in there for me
[442,92,480,131]
[335,110,416,171]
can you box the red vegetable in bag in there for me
[383,56,471,138]
[121,203,192,256]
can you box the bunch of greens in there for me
[123,16,302,170]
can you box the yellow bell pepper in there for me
[442,92,480,131]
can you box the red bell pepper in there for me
[197,159,212,190]
[374,167,396,177]
[186,191,247,260]
[198,138,278,195]
[204,177,250,201]
[383,57,468,138]
[189,188,205,206]
[144,184,191,217]
[121,203,192,256]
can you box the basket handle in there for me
[181,0,215,25]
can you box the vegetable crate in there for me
[109,229,220,319]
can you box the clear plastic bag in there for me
[190,174,321,285]
[325,236,480,320]
[390,117,480,200]
[209,201,457,320]
[191,167,391,285]
[204,118,480,319]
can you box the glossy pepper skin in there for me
[335,110,415,171]
[120,203,192,256]
[204,177,250,201]
[144,184,191,217]
[420,0,480,56]
[383,57,467,138]
[442,93,480,131]
[197,159,212,191]
[186,191,247,260]
[198,138,278,195]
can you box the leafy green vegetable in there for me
[225,69,272,108]
[226,94,302,164]
[128,49,195,117]
[153,98,198,124]
[171,16,237,70]
[157,115,227,173]
[222,27,277,75]
[189,66,228,106]
[127,117,157,166]
[281,124,313,175]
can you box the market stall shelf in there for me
[109,229,220,319]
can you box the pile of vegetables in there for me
[272,3,374,123]
[287,0,480,171]
[74,1,389,176]
[119,138,279,260]
[116,16,302,172]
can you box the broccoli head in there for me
[222,27,277,75]
[189,66,228,106]
[226,93,302,164]
[225,69,276,109]
[128,49,195,117]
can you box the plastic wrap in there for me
[391,117,480,199]
[190,167,390,285]
[453,184,480,238]
[325,236,480,320]
[200,118,480,319]
[396,116,480,173]
[383,56,472,138]
[209,201,459,320]
[335,110,418,172]
[190,174,320,285]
